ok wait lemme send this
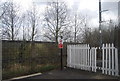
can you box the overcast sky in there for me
[1,0,120,27]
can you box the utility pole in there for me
[60,36,63,70]
[99,0,108,60]
[99,0,102,48]
[99,0,108,48]
[74,13,77,43]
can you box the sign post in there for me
[58,36,63,70]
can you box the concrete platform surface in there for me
[26,68,119,79]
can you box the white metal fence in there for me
[67,44,97,72]
[67,44,119,76]
[102,44,119,76]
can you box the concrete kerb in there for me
[2,72,42,81]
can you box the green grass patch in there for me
[38,64,57,72]
[2,63,59,80]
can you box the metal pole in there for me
[99,0,102,48]
[60,36,63,70]
[61,48,63,70]
[99,0,103,63]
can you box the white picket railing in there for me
[102,43,119,76]
[67,43,119,76]
[67,44,97,72]
[91,47,97,72]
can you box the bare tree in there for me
[0,1,5,19]
[25,3,40,41]
[70,12,85,43]
[44,1,70,43]
[1,1,21,40]
[20,14,27,41]
[81,15,91,44]
[81,19,118,46]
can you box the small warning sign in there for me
[58,39,63,48]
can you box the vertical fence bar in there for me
[84,45,86,70]
[67,45,69,67]
[69,45,70,67]
[70,45,72,67]
[80,45,81,69]
[93,48,94,72]
[108,44,111,75]
[86,44,88,70]
[87,44,88,70]
[77,45,79,68]
[75,45,76,67]
[82,45,85,70]
[73,45,74,67]
[83,45,85,70]
[73,45,75,67]
[81,46,83,69]
[115,48,118,76]
[95,47,97,72]
[87,45,89,71]
[82,45,83,69]
[105,44,108,74]
[85,45,87,70]
[102,44,105,74]
[92,48,93,72]
[78,45,80,69]
[90,49,92,71]
[74,45,76,68]
[76,45,78,68]
[88,45,90,71]
[83,45,84,70]
[93,48,95,72]
[87,45,88,70]
[91,48,93,71]
[71,45,73,67]
[111,44,114,75]
[80,45,82,69]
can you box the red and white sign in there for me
[58,39,63,48]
